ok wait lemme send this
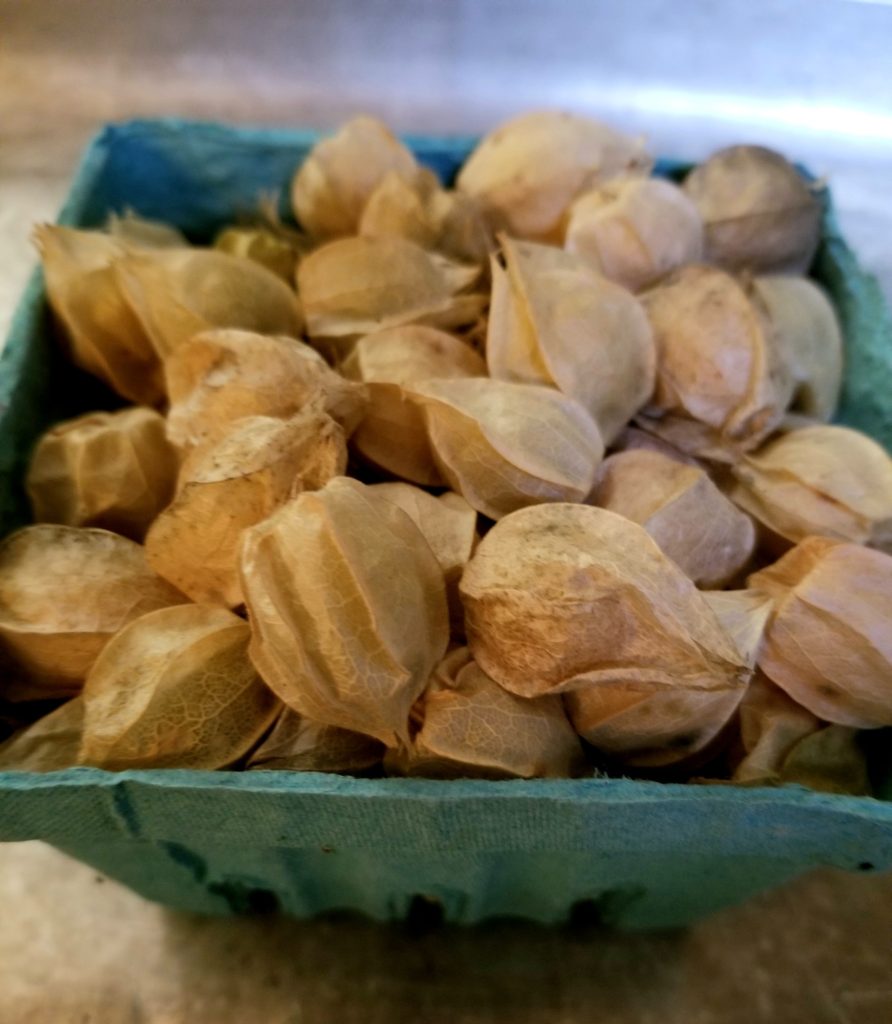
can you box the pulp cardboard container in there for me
[1,120,892,929]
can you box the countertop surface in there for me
[2,3,892,1021]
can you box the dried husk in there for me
[165,329,366,450]
[730,425,892,551]
[391,647,584,779]
[457,110,651,242]
[239,477,449,746]
[291,116,419,240]
[79,605,280,770]
[0,697,84,772]
[590,449,755,588]
[247,707,384,773]
[732,672,821,784]
[638,265,792,460]
[750,537,892,727]
[146,411,346,607]
[114,247,304,360]
[752,275,844,421]
[360,169,496,267]
[33,225,164,404]
[0,526,188,696]
[341,325,486,485]
[486,237,656,444]
[459,505,750,766]
[682,145,822,274]
[367,483,477,629]
[26,407,179,541]
[106,211,187,249]
[214,225,304,283]
[565,177,704,292]
[411,378,605,519]
[297,236,484,349]
[777,725,870,795]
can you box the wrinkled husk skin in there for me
[0,697,85,772]
[749,537,892,728]
[0,526,188,697]
[391,647,584,779]
[682,145,821,274]
[26,407,179,541]
[247,707,384,773]
[240,478,449,747]
[79,605,280,770]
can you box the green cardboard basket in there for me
[1,120,892,929]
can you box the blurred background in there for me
[2,2,892,1021]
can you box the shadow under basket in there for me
[1,119,892,929]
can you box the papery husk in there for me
[456,110,651,242]
[0,697,84,772]
[291,116,419,240]
[638,265,792,461]
[565,177,704,292]
[700,589,774,668]
[609,426,703,467]
[165,329,366,450]
[247,707,384,773]
[0,526,188,696]
[590,449,755,588]
[115,247,303,360]
[750,536,892,727]
[240,477,449,746]
[360,170,496,267]
[79,605,280,770]
[341,325,486,485]
[391,647,584,779]
[146,411,346,607]
[106,211,187,249]
[732,672,821,784]
[26,407,179,541]
[367,483,477,630]
[752,276,844,422]
[682,145,821,274]
[730,425,892,551]
[778,725,870,795]
[297,236,484,350]
[214,225,307,283]
[33,225,164,404]
[411,378,604,519]
[460,504,749,766]
[486,237,655,444]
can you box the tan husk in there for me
[486,237,656,444]
[590,449,755,588]
[146,411,346,607]
[730,425,892,551]
[753,276,843,421]
[460,504,750,766]
[114,247,303,360]
[682,145,821,274]
[106,211,187,249]
[565,177,704,292]
[777,725,870,795]
[291,116,419,240]
[26,407,179,540]
[239,477,449,746]
[297,236,484,349]
[341,325,486,485]
[360,169,496,267]
[79,605,280,770]
[391,647,584,779]
[247,707,384,773]
[0,697,85,772]
[0,526,188,696]
[33,225,164,404]
[732,672,821,784]
[638,265,792,460]
[367,483,477,629]
[749,537,892,727]
[411,378,605,519]
[165,329,366,451]
[456,110,651,242]
[214,225,305,283]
